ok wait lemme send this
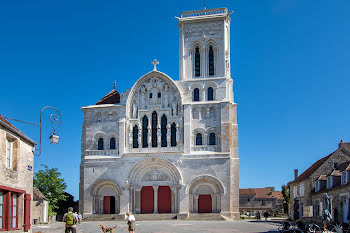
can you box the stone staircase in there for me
[188,213,226,221]
[83,214,125,221]
[134,213,178,221]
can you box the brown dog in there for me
[99,224,118,233]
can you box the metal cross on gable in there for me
[152,59,159,71]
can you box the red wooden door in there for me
[141,186,154,214]
[104,196,110,214]
[198,195,212,213]
[158,186,171,213]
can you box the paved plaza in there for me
[33,220,282,233]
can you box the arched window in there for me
[208,45,214,76]
[193,88,200,101]
[171,123,176,147]
[195,133,203,146]
[110,137,116,149]
[207,87,214,101]
[161,115,167,147]
[98,138,104,150]
[195,47,200,77]
[142,116,148,148]
[152,111,157,147]
[133,125,139,148]
[209,133,216,145]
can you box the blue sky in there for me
[1,0,350,199]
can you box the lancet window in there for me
[208,45,215,76]
[195,47,201,77]
[142,116,148,148]
[152,111,158,147]
[207,87,214,101]
[171,123,177,147]
[98,138,104,150]
[161,115,167,147]
[133,125,139,148]
[110,137,116,149]
[193,88,200,101]
[195,133,203,146]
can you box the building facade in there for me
[79,8,239,220]
[32,187,49,225]
[239,188,283,217]
[0,114,35,232]
[288,141,350,224]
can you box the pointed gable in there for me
[96,89,120,105]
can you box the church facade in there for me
[79,8,239,220]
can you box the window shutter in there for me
[24,194,31,231]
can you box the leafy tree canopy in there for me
[34,164,67,214]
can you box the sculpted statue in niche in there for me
[132,103,138,119]
[140,85,146,109]
[163,84,169,108]
[141,169,170,182]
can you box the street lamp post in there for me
[4,106,62,156]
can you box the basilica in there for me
[79,7,239,220]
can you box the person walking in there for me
[256,211,261,221]
[62,207,78,233]
[78,213,82,224]
[126,212,136,233]
[264,211,269,221]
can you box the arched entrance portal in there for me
[187,175,224,213]
[90,179,122,214]
[128,158,182,214]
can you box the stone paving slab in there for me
[33,220,282,233]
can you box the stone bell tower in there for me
[178,8,232,80]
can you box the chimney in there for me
[294,169,298,179]
[339,139,344,148]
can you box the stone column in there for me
[132,188,136,213]
[211,194,216,213]
[170,187,175,213]
[153,186,159,214]
[194,194,199,213]
[115,196,120,214]
[178,185,188,214]
[119,189,130,214]
[135,187,141,214]
[167,125,171,147]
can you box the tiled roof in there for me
[240,188,283,200]
[33,187,48,201]
[96,89,120,105]
[317,175,327,181]
[289,152,334,185]
[0,114,36,146]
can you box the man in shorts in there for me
[62,207,78,233]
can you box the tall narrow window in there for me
[193,88,200,101]
[98,138,104,150]
[133,125,139,148]
[142,116,148,148]
[208,45,214,76]
[207,87,214,101]
[11,193,18,229]
[171,123,176,147]
[110,137,116,150]
[195,47,200,77]
[152,111,158,147]
[161,115,167,147]
[0,192,3,229]
[196,133,203,146]
[6,139,12,168]
[209,133,216,145]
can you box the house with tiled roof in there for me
[0,114,36,232]
[32,187,49,224]
[239,188,284,217]
[288,140,350,223]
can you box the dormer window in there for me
[342,171,347,185]
[315,181,321,192]
[326,176,333,189]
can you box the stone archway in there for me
[90,179,122,214]
[187,175,224,213]
[128,158,182,214]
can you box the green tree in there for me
[281,184,290,214]
[34,165,67,214]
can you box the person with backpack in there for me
[62,207,78,233]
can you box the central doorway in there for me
[198,195,212,213]
[141,186,154,213]
[103,196,115,214]
[158,186,171,213]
